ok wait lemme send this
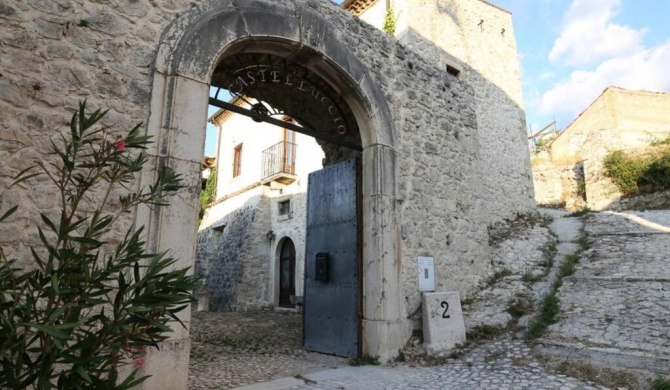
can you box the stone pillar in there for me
[361,143,406,362]
[133,74,209,389]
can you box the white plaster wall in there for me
[357,0,387,30]
[214,105,285,198]
[267,130,325,303]
[199,112,325,310]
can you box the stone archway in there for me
[135,2,403,388]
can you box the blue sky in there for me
[204,0,670,154]
[491,0,670,133]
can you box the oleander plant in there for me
[0,102,200,389]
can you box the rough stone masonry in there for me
[0,0,534,388]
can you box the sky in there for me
[204,0,670,155]
[492,0,670,134]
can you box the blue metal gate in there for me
[303,158,360,357]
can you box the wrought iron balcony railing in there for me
[262,141,297,182]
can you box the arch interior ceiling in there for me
[211,52,362,150]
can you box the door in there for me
[279,239,296,307]
[303,158,360,357]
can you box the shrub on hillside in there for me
[603,148,670,195]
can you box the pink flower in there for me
[133,357,145,368]
[114,139,126,151]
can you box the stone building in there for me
[533,87,670,210]
[0,0,533,387]
[196,100,325,311]
[345,0,533,224]
[197,0,533,313]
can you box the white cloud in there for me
[548,0,647,66]
[538,71,554,81]
[540,41,670,117]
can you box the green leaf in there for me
[22,323,69,339]
[75,365,93,384]
[10,170,42,187]
[0,205,18,223]
[51,274,60,295]
[40,213,58,234]
[117,369,150,390]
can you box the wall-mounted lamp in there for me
[266,230,276,241]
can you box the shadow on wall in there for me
[195,192,308,312]
[373,26,536,306]
[398,26,535,225]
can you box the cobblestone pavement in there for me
[257,337,607,390]
[546,211,670,357]
[189,311,606,390]
[188,311,346,389]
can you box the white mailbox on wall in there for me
[417,256,435,292]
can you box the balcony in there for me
[261,141,297,186]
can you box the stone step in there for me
[549,218,583,243]
[551,278,670,357]
[585,211,670,236]
[535,338,670,376]
[577,235,670,280]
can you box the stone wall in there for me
[532,158,586,210]
[551,87,670,164]
[390,0,535,224]
[196,188,273,311]
[0,0,179,269]
[0,0,537,377]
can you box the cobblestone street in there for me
[188,311,347,389]
[188,311,606,390]
[279,338,608,390]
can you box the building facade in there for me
[0,0,534,386]
[533,87,670,210]
[196,101,325,311]
[346,0,534,224]
[196,0,534,315]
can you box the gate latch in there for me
[315,252,330,282]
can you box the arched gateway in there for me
[136,2,404,388]
[108,0,540,386]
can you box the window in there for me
[278,200,291,216]
[446,64,461,78]
[232,144,242,178]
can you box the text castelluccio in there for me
[228,68,348,134]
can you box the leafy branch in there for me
[0,101,200,389]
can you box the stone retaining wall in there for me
[532,159,586,210]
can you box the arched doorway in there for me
[139,3,404,387]
[278,238,296,308]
